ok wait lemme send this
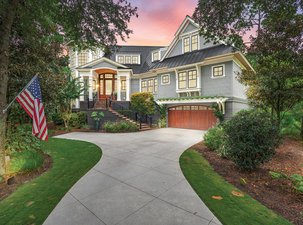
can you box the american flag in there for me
[16,76,48,141]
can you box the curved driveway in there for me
[43,128,221,225]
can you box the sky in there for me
[117,0,198,46]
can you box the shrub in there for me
[51,112,64,125]
[204,126,228,158]
[103,121,138,133]
[131,92,155,116]
[223,110,280,171]
[116,110,133,118]
[8,150,44,174]
[6,124,41,153]
[69,112,87,128]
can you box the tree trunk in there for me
[301,116,303,140]
[0,0,20,176]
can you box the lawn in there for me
[0,138,102,225]
[180,149,293,225]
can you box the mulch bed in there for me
[192,138,303,225]
[0,153,52,201]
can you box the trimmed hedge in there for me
[103,121,138,133]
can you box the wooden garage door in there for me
[168,105,217,130]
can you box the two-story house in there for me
[69,16,254,130]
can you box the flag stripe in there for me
[16,96,34,118]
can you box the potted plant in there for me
[91,111,105,131]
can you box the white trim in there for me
[156,97,228,106]
[152,50,160,62]
[211,64,226,79]
[160,74,170,85]
[115,54,141,65]
[78,57,128,69]
[126,77,130,101]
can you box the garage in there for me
[168,105,217,130]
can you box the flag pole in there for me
[2,74,39,114]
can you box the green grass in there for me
[0,138,102,225]
[180,149,293,225]
[8,150,44,174]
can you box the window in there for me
[141,78,157,93]
[161,74,170,85]
[117,55,124,64]
[154,78,158,93]
[116,55,140,64]
[132,56,139,64]
[178,72,187,89]
[183,37,190,53]
[141,80,147,92]
[125,56,131,64]
[188,70,197,88]
[178,69,198,89]
[78,51,88,66]
[212,65,225,78]
[191,35,198,51]
[152,51,160,61]
[121,80,126,91]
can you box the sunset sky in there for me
[117,0,253,47]
[117,0,198,46]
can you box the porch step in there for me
[108,108,151,131]
[94,100,107,109]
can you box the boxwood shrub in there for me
[223,110,280,171]
[204,126,228,158]
[103,121,138,133]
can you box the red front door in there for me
[99,74,117,100]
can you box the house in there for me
[68,16,254,130]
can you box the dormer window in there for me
[116,54,140,64]
[152,51,160,62]
[182,33,199,53]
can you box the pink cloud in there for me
[118,0,197,46]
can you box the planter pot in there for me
[94,120,101,131]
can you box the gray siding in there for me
[92,61,117,69]
[201,61,233,97]
[156,72,177,99]
[232,62,247,99]
[168,39,182,58]
[224,100,249,120]
[130,79,140,94]
[182,23,197,34]
[200,37,216,50]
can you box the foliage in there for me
[131,92,155,116]
[91,111,105,121]
[223,110,280,171]
[8,150,44,175]
[193,0,303,49]
[5,124,41,154]
[103,121,138,133]
[269,171,287,179]
[281,102,303,140]
[69,112,87,128]
[116,110,133,118]
[0,138,101,225]
[204,126,228,158]
[51,112,64,126]
[211,103,224,123]
[157,96,225,101]
[290,174,303,193]
[180,150,292,225]
[158,104,167,128]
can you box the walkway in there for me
[43,128,221,225]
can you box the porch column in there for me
[79,75,84,101]
[89,75,93,100]
[117,76,121,101]
[126,77,130,101]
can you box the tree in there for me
[0,0,137,175]
[193,0,303,48]
[194,0,303,127]
[130,92,155,117]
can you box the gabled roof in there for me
[161,16,200,61]
[77,57,128,69]
[144,44,236,72]
[106,45,164,74]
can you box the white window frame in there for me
[181,32,200,54]
[211,64,226,79]
[152,51,160,62]
[160,74,170,85]
[116,54,141,64]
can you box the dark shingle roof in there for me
[106,44,235,74]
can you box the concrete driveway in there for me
[43,128,221,225]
